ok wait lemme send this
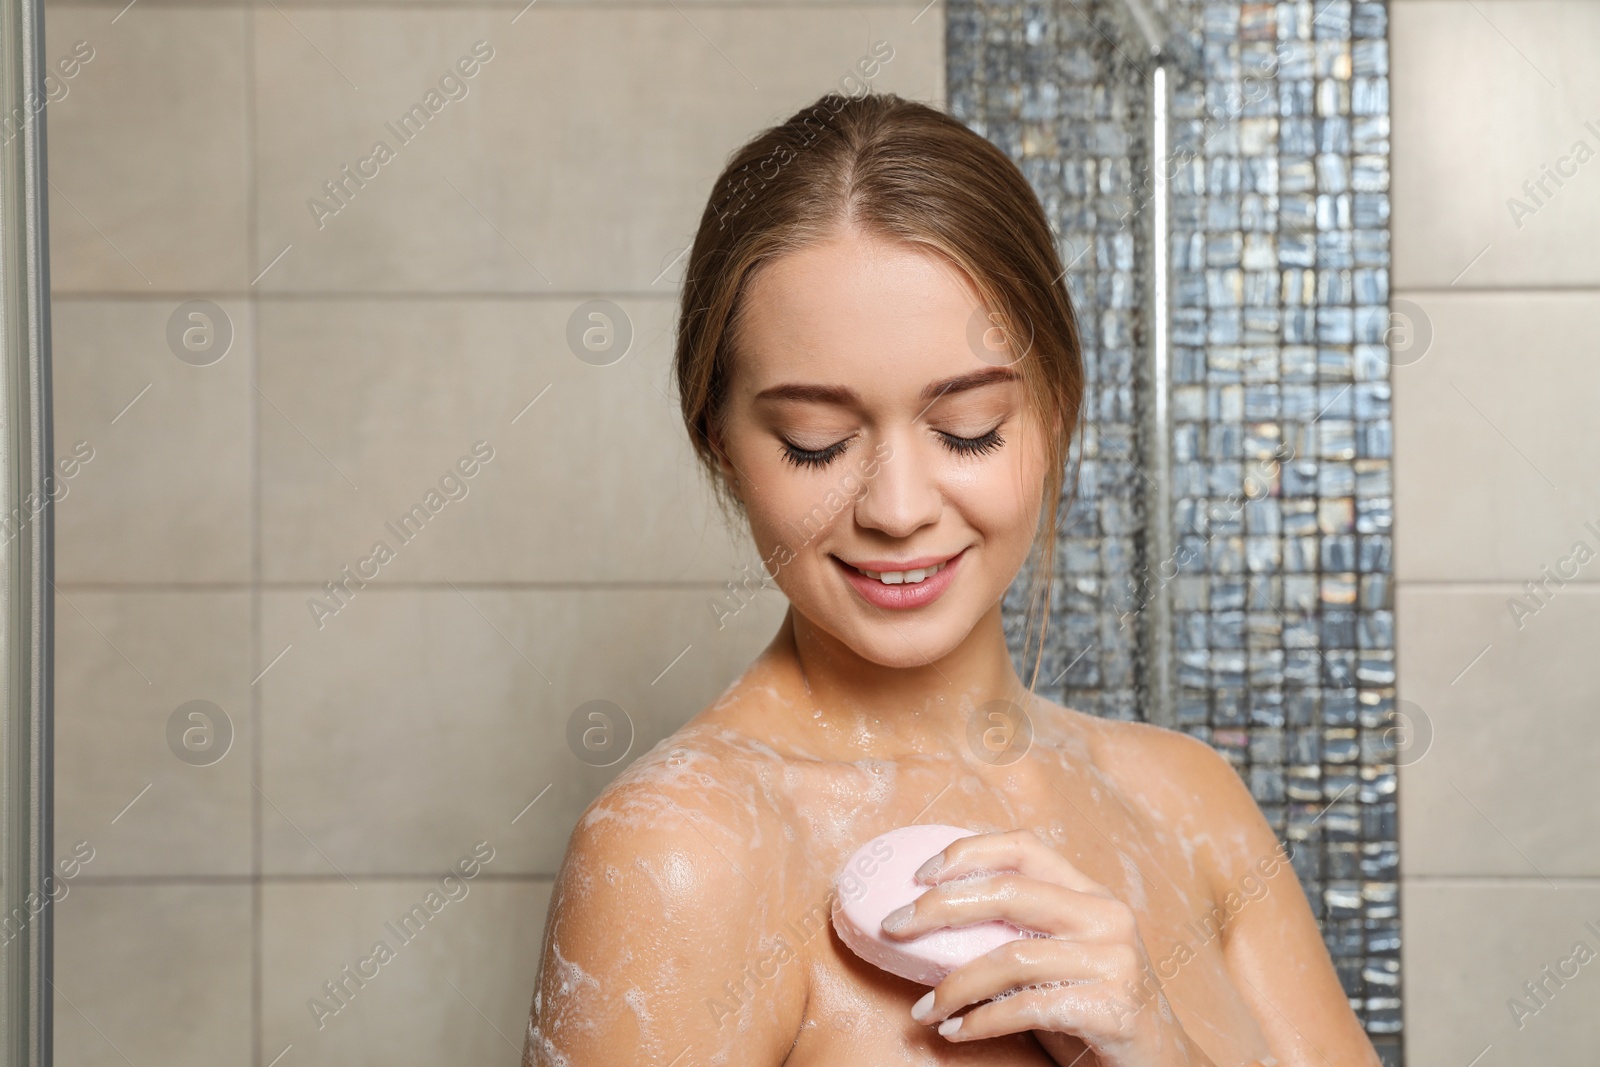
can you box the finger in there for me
[933,982,1135,1044]
[918,828,1111,897]
[911,937,1129,1025]
[882,872,1132,942]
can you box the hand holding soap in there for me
[831,823,1032,986]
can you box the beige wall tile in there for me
[1389,9,1600,1055]
[257,296,753,584]
[1391,290,1600,582]
[47,0,920,5]
[262,878,551,1066]
[43,6,250,292]
[53,884,252,1067]
[1397,585,1600,877]
[52,298,253,583]
[251,6,941,292]
[1402,879,1600,1064]
[258,585,788,876]
[1392,1,1600,287]
[55,590,253,875]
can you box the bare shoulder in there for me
[1029,702,1382,1064]
[573,656,803,854]
[527,716,804,1066]
[1037,699,1291,904]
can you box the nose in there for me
[851,434,942,538]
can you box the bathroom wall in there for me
[38,0,1600,1063]
[1390,0,1600,1060]
[41,3,939,1064]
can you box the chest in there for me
[771,755,1271,1066]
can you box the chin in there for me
[844,626,966,669]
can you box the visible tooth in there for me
[855,561,947,585]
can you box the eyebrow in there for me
[752,366,1021,406]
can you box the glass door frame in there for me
[0,0,54,1056]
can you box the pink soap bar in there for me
[832,823,1031,986]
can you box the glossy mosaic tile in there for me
[950,1,1401,1060]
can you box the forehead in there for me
[733,231,990,391]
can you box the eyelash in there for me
[779,428,1005,469]
[944,427,1006,458]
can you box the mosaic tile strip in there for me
[949,1,1401,1059]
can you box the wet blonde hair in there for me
[673,90,1086,693]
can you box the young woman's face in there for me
[715,227,1051,669]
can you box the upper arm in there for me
[524,780,805,1067]
[1144,727,1382,1067]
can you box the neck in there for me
[768,602,1035,758]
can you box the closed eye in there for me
[780,435,853,469]
[938,427,1004,457]
[779,426,1004,468]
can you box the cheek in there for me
[734,462,852,576]
[963,432,1048,540]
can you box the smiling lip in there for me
[833,548,967,611]
[842,552,959,573]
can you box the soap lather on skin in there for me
[831,823,1037,987]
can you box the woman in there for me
[523,91,1382,1067]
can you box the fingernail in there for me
[938,1016,962,1038]
[881,903,913,933]
[911,991,935,1022]
[914,852,945,883]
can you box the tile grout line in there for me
[45,0,926,11]
[244,5,263,1065]
[1394,579,1600,593]
[52,290,693,301]
[73,873,565,884]
[1391,284,1600,295]
[1403,874,1600,886]
[50,579,779,591]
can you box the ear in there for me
[708,425,742,501]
